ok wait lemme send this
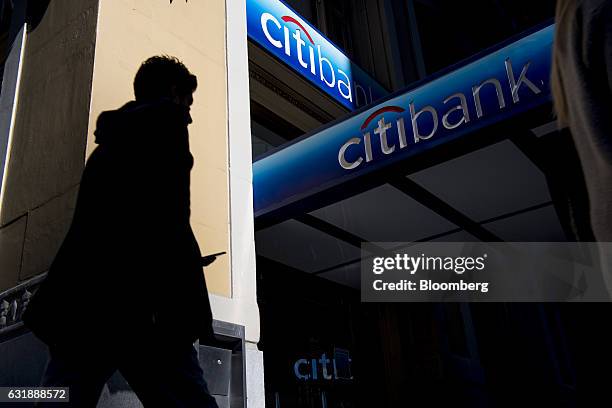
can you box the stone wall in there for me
[0,0,99,291]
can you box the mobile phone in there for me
[206,251,227,258]
[201,251,227,266]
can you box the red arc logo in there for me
[281,16,314,44]
[361,106,405,130]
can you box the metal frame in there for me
[209,320,248,408]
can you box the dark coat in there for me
[23,99,214,348]
[555,0,612,241]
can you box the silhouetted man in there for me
[23,56,218,407]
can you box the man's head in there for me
[133,56,197,107]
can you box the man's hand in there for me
[200,252,226,267]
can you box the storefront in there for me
[247,0,585,407]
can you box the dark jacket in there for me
[23,99,214,348]
[555,0,612,241]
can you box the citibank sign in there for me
[246,0,387,110]
[253,25,554,216]
[339,58,542,170]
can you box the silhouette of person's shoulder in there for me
[93,99,191,151]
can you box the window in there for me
[413,0,555,74]
[0,0,14,91]
[321,0,355,58]
[284,0,376,79]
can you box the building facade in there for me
[2,0,608,407]
[1,0,263,406]
[246,1,596,408]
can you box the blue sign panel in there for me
[253,25,554,216]
[246,0,388,110]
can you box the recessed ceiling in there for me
[408,140,551,222]
[309,184,457,242]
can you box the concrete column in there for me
[221,0,265,405]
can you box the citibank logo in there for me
[338,58,543,170]
[294,352,353,381]
[260,12,375,107]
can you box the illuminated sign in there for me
[253,25,554,216]
[337,57,542,170]
[246,0,388,110]
[294,350,353,381]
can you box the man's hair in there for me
[133,55,197,101]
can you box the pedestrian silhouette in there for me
[23,56,219,408]
[551,0,612,243]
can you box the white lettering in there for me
[410,102,438,143]
[505,59,541,103]
[293,29,308,69]
[318,45,336,88]
[472,78,505,118]
[338,137,363,170]
[442,92,471,129]
[337,69,352,102]
[261,13,282,49]
[374,118,394,154]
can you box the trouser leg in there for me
[36,346,116,408]
[119,342,218,408]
